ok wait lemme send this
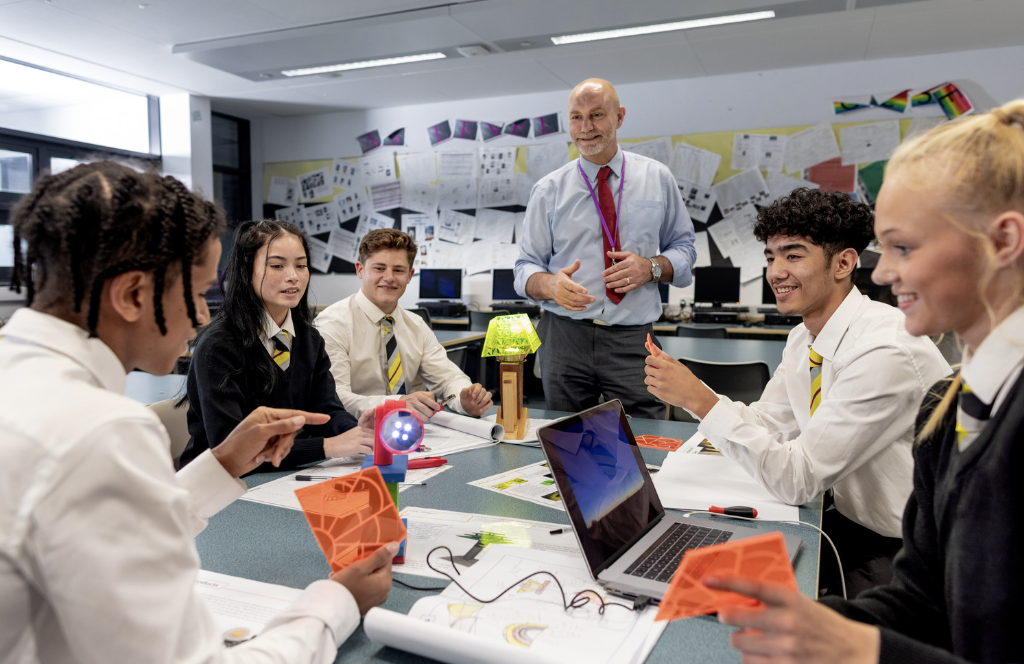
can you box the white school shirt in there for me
[698,288,951,537]
[260,308,297,357]
[0,308,359,664]
[313,290,473,417]
[959,304,1024,443]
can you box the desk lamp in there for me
[481,314,541,440]
[360,400,424,563]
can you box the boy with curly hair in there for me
[644,188,950,597]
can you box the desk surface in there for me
[195,411,820,664]
[434,330,486,347]
[655,335,786,375]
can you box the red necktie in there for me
[598,166,623,304]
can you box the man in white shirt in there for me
[315,228,492,420]
[644,188,950,597]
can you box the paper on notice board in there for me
[327,228,360,263]
[706,215,744,259]
[478,147,516,177]
[355,212,393,239]
[464,241,494,276]
[765,172,819,204]
[515,173,536,207]
[307,237,331,273]
[493,243,521,269]
[693,231,712,268]
[274,205,303,226]
[784,123,841,173]
[332,159,362,189]
[731,133,787,172]
[512,211,525,244]
[671,143,722,188]
[370,181,402,211]
[402,213,435,245]
[297,167,333,203]
[303,202,335,235]
[839,120,901,166]
[397,152,437,183]
[267,176,297,206]
[359,152,396,186]
[622,136,673,166]
[334,188,367,221]
[474,208,516,244]
[906,116,945,140]
[478,176,516,208]
[526,142,568,180]
[677,179,717,224]
[438,209,476,245]
[437,151,476,179]
[438,178,478,210]
[712,168,771,217]
[402,181,439,214]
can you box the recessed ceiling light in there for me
[281,52,446,77]
[550,10,775,45]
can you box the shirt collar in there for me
[354,289,391,325]
[808,287,867,361]
[0,308,126,394]
[961,304,1024,405]
[260,308,295,342]
[578,146,625,184]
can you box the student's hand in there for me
[459,383,493,417]
[706,576,881,664]
[330,542,398,615]
[401,391,442,419]
[603,251,651,294]
[643,333,719,419]
[212,407,330,477]
[324,409,375,458]
[552,260,596,311]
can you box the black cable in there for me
[424,546,638,615]
[393,578,448,592]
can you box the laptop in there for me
[537,400,802,600]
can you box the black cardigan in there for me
[180,317,358,471]
[821,371,1024,663]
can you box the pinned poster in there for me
[911,89,936,107]
[731,134,787,172]
[332,159,362,189]
[808,157,856,193]
[356,130,382,154]
[671,143,722,189]
[928,82,974,120]
[531,112,562,137]
[784,123,841,174]
[303,202,335,235]
[655,532,797,622]
[833,96,872,115]
[621,136,673,167]
[384,128,405,146]
[274,205,303,227]
[452,119,478,141]
[870,89,911,114]
[765,172,818,205]
[334,188,366,221]
[839,120,901,165]
[307,237,331,273]
[427,119,453,146]
[479,121,504,142]
[438,209,476,245]
[327,229,360,264]
[267,176,298,206]
[437,178,478,210]
[477,147,516,177]
[477,176,516,208]
[712,168,771,217]
[677,179,717,224]
[370,181,402,212]
[359,152,396,186]
[396,152,437,184]
[526,142,568,180]
[297,167,333,203]
[401,181,439,214]
[295,466,407,573]
[503,118,531,139]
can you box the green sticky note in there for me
[858,160,887,201]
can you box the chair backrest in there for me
[676,326,728,339]
[147,398,191,469]
[407,307,432,329]
[445,344,469,373]
[469,309,510,331]
[667,358,771,422]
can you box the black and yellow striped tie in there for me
[272,329,291,370]
[955,381,991,450]
[381,316,406,395]
[809,347,823,417]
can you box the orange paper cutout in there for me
[295,466,407,573]
[635,434,684,452]
[655,531,796,622]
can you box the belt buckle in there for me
[593,319,611,326]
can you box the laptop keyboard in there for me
[624,522,733,582]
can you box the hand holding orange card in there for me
[655,532,797,622]
[295,466,407,573]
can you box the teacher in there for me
[515,78,696,418]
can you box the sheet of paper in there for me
[784,123,841,173]
[731,133,788,172]
[477,147,517,177]
[401,181,438,214]
[905,116,945,140]
[437,151,476,179]
[515,173,537,207]
[334,187,367,221]
[526,142,568,180]
[370,180,402,211]
[671,143,722,188]
[692,231,712,268]
[302,202,335,235]
[195,570,301,638]
[706,215,744,259]
[464,240,494,276]
[437,209,476,245]
[473,208,516,244]
[712,168,771,217]
[307,236,331,273]
[652,441,801,521]
[397,506,582,579]
[417,240,465,270]
[355,212,393,242]
[481,414,556,446]
[411,410,504,458]
[359,152,397,186]
[267,176,297,206]
[397,152,437,183]
[491,243,521,269]
[297,167,332,203]
[622,136,672,166]
[512,212,525,244]
[765,172,819,204]
[676,179,717,223]
[478,175,516,208]
[332,158,363,189]
[468,460,564,510]
[839,120,901,166]
[437,178,478,210]
[274,205,303,227]
[808,157,856,193]
[327,228,359,263]
[401,213,435,246]
[678,434,723,455]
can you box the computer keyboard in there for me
[692,306,746,313]
[624,522,732,582]
[491,302,540,315]
[757,307,777,314]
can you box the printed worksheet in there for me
[397,151,437,183]
[359,151,397,185]
[477,176,516,208]
[477,147,516,177]
[473,208,516,244]
[468,460,564,510]
[783,123,841,173]
[438,209,476,245]
[621,136,672,166]
[676,179,717,223]
[731,133,788,172]
[839,120,901,166]
[765,171,819,204]
[438,178,478,210]
[671,143,722,188]
[267,176,297,206]
[195,571,301,639]
[370,180,402,211]
[712,168,771,217]
[437,151,476,179]
[526,142,568,180]
[402,181,439,214]
[327,228,359,263]
[297,167,332,203]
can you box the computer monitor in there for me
[762,268,775,305]
[855,266,895,306]
[491,269,524,302]
[693,266,741,305]
[419,268,462,300]
[658,282,669,304]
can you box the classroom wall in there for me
[266,43,1024,309]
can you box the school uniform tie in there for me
[381,316,406,395]
[597,166,623,305]
[272,329,291,371]
[955,380,991,450]
[809,347,823,417]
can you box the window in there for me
[211,112,252,270]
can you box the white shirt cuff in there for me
[696,395,732,440]
[267,579,361,645]
[175,449,247,519]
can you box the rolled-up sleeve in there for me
[656,172,696,288]
[514,180,552,302]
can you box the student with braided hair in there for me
[703,100,1024,663]
[0,162,396,663]
[181,220,372,470]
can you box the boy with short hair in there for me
[645,188,950,596]
[315,228,492,420]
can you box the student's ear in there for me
[409,267,415,278]
[105,270,152,324]
[989,210,1024,268]
[832,248,858,283]
[355,261,364,278]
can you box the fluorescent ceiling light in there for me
[551,10,776,45]
[281,52,446,77]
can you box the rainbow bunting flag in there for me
[834,100,871,114]
[928,82,974,120]
[871,89,911,114]
[911,90,936,107]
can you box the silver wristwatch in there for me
[648,257,662,282]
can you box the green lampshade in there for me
[481,314,542,358]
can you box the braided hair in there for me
[9,161,224,337]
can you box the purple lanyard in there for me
[578,153,626,251]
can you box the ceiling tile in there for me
[530,37,706,87]
[865,0,1024,58]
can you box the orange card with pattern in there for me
[655,531,797,622]
[634,434,684,452]
[295,466,407,573]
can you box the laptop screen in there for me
[538,401,664,577]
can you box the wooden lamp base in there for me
[497,359,529,440]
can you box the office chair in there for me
[469,309,510,331]
[407,307,432,330]
[445,344,469,373]
[676,326,728,339]
[147,398,191,469]
[666,358,771,423]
